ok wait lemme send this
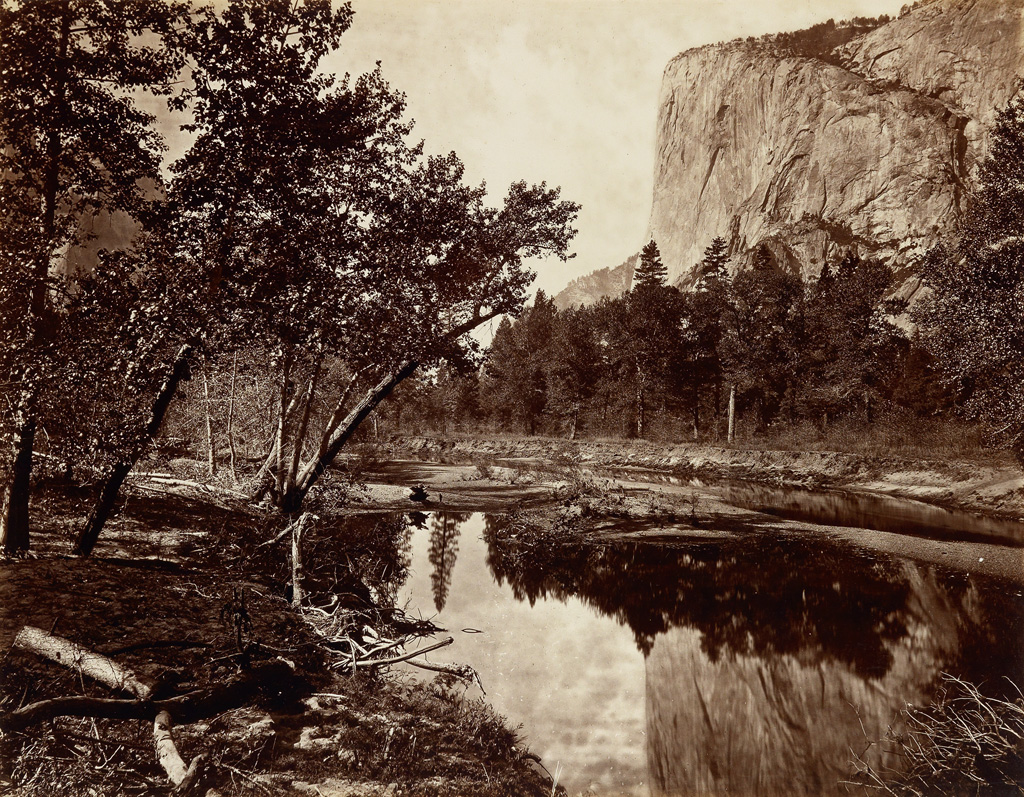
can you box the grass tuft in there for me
[850,674,1024,796]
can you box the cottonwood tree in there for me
[265,167,578,512]
[916,85,1024,460]
[73,0,370,553]
[151,0,578,515]
[0,0,184,554]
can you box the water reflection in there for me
[486,520,912,676]
[312,508,1024,795]
[305,512,413,608]
[718,481,1024,546]
[427,511,470,611]
[485,517,1023,795]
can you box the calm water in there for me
[390,510,1024,797]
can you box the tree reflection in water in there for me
[310,513,414,609]
[484,516,912,676]
[483,514,1024,795]
[428,512,471,611]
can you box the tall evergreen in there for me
[633,239,668,289]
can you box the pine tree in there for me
[633,239,668,290]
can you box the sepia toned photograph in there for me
[0,0,1022,794]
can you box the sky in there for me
[324,0,910,298]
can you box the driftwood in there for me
[353,636,454,669]
[14,626,154,700]
[291,513,314,608]
[154,710,210,795]
[1,659,296,733]
[407,659,487,694]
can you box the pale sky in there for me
[327,0,909,298]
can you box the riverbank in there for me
[0,481,558,797]
[4,443,1022,796]
[391,436,1024,519]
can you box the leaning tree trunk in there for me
[281,360,419,513]
[73,345,193,556]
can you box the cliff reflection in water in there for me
[484,518,1023,795]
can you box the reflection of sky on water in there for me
[395,511,1023,797]
[401,514,648,796]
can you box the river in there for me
[390,504,1024,796]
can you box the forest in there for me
[0,0,579,557]
[1,0,1022,562]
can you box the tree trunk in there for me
[636,381,645,439]
[284,360,419,512]
[1,660,297,733]
[226,352,238,483]
[568,404,578,441]
[285,356,321,495]
[714,372,722,442]
[202,366,217,477]
[692,381,700,441]
[74,345,193,556]
[727,384,736,444]
[1,416,35,555]
[14,626,153,699]
[290,513,310,608]
[273,351,292,502]
[1,4,72,556]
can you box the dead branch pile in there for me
[2,626,299,795]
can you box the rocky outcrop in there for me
[552,253,636,309]
[646,0,1023,286]
[836,0,1024,166]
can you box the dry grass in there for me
[726,413,996,463]
[849,674,1024,796]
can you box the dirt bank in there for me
[393,436,1024,519]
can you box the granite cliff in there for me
[632,0,1022,293]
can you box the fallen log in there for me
[1,660,296,733]
[14,626,154,700]
[154,710,208,795]
[154,710,189,783]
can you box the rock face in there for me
[647,0,1023,286]
[837,0,1024,164]
[552,253,636,309]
